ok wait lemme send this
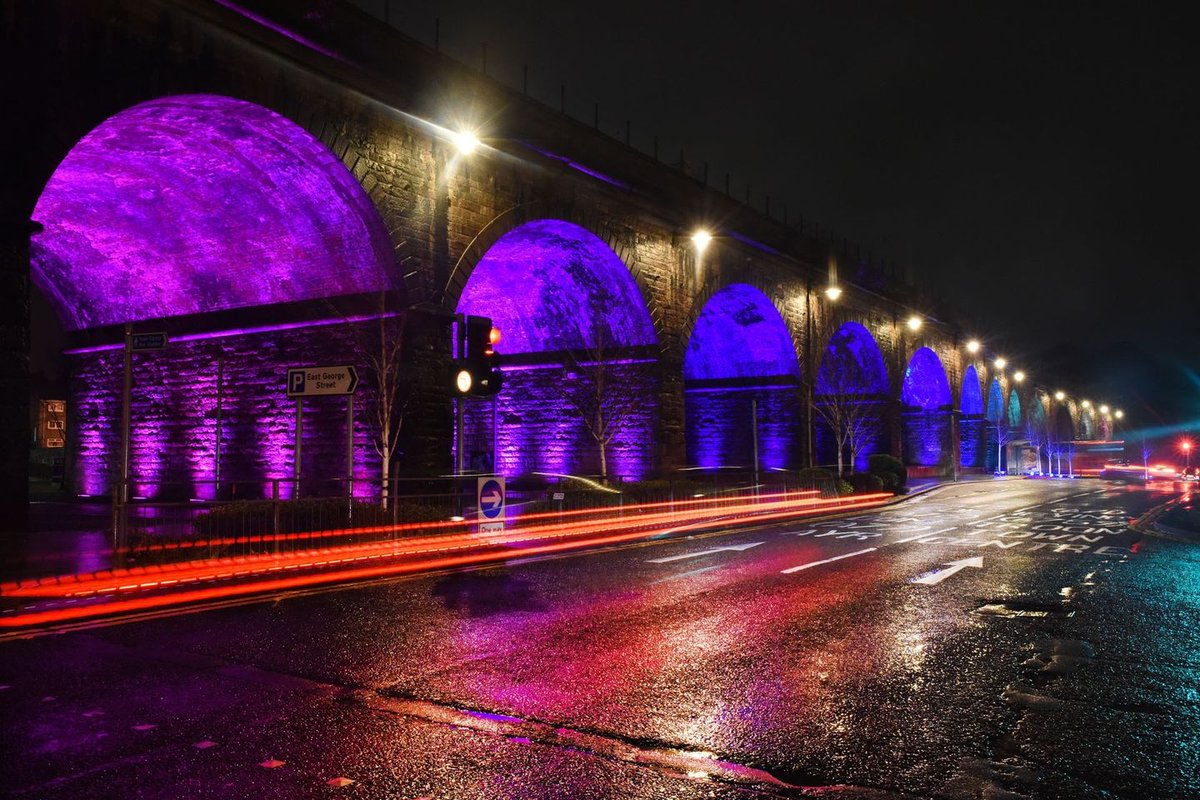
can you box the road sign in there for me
[286,365,359,396]
[477,476,505,522]
[131,332,168,351]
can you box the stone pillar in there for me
[657,351,686,473]
[0,221,34,574]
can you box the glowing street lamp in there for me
[1013,370,1025,383]
[907,315,923,331]
[824,285,842,301]
[994,357,1007,370]
[691,229,713,253]
[966,339,980,354]
[1115,410,1124,419]
[1054,391,1065,401]
[1181,439,1193,472]
[1081,400,1091,409]
[452,128,480,154]
[1099,404,1109,415]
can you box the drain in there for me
[975,600,1075,618]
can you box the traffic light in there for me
[452,314,503,396]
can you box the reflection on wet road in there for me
[2,479,1197,799]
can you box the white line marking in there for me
[646,542,764,564]
[894,526,956,543]
[781,547,877,574]
[910,557,984,585]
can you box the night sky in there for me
[351,0,1199,431]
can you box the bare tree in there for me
[992,416,1014,473]
[1142,437,1153,480]
[807,363,882,476]
[553,319,641,484]
[330,287,411,510]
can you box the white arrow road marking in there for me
[781,547,877,574]
[646,542,764,564]
[910,557,984,585]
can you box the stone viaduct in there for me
[0,0,1110,524]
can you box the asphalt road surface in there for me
[3,479,1197,799]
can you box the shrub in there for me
[836,479,854,496]
[846,472,885,494]
[796,467,836,484]
[867,453,907,488]
[874,470,900,491]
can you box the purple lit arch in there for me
[32,94,396,329]
[455,220,658,480]
[457,219,656,353]
[683,284,802,470]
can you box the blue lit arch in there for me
[959,364,986,468]
[900,347,952,466]
[683,284,802,470]
[814,321,890,470]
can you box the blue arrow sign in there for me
[479,478,504,519]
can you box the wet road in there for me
[2,479,1198,799]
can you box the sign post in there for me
[477,475,506,534]
[286,366,359,497]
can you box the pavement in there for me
[2,478,1197,799]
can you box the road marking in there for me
[646,542,764,563]
[651,565,721,584]
[781,547,876,574]
[910,557,984,585]
[895,526,956,543]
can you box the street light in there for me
[452,128,480,154]
[966,339,980,354]
[1054,391,1065,401]
[1099,404,1109,414]
[994,357,1007,370]
[1181,439,1193,473]
[907,315,922,331]
[1013,371,1025,383]
[1081,400,1091,409]
[824,285,842,301]
[1115,410,1124,419]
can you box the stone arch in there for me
[900,347,952,466]
[32,94,398,499]
[683,283,802,471]
[1007,389,1023,429]
[455,219,659,480]
[815,321,890,472]
[986,378,1006,472]
[32,94,398,329]
[443,205,664,345]
[959,364,986,469]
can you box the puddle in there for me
[974,600,1075,619]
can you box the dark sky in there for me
[352,0,1200,423]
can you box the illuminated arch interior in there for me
[683,284,802,470]
[815,322,890,470]
[32,94,396,330]
[457,219,656,353]
[961,365,984,415]
[901,348,951,410]
[455,219,658,480]
[986,379,1005,423]
[900,347,951,466]
[1008,390,1023,428]
[816,322,889,396]
[959,364,986,468]
[684,284,799,381]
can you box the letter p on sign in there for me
[288,369,306,394]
